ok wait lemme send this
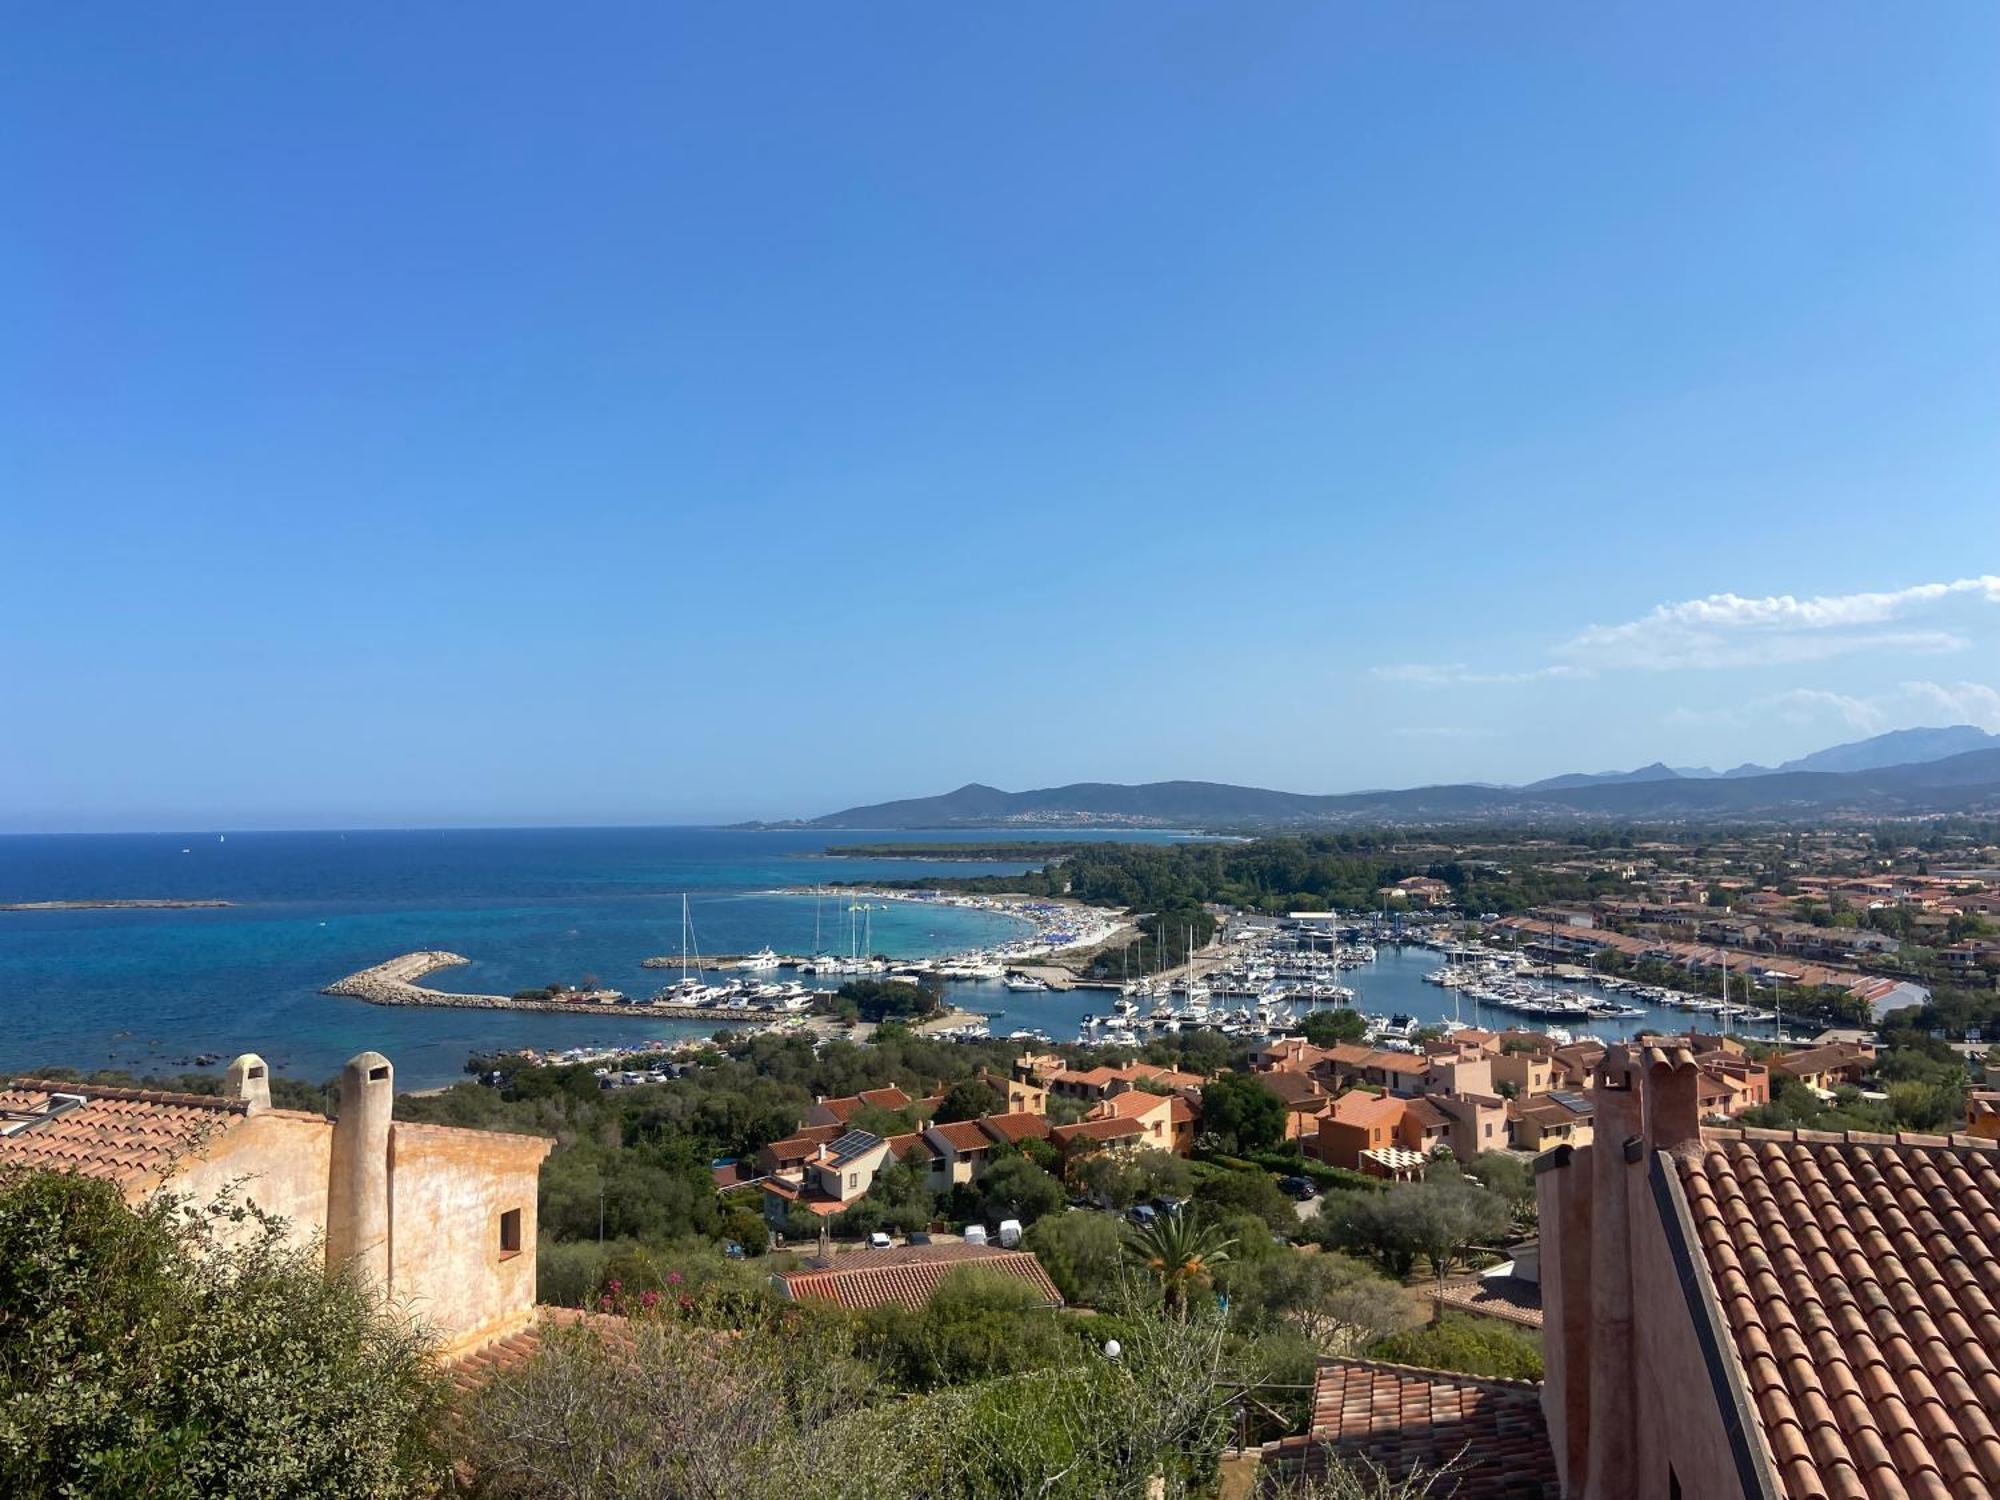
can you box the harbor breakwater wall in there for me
[322,952,576,1012]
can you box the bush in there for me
[1024,1210,1128,1307]
[1366,1313,1542,1380]
[0,1169,449,1498]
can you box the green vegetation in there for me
[1198,1073,1288,1155]
[1367,1313,1543,1381]
[0,1170,447,1499]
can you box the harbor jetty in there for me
[324,952,627,1012]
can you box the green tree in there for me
[1023,1211,1128,1308]
[1199,1074,1288,1154]
[977,1154,1066,1226]
[0,1170,448,1499]
[1299,1008,1368,1047]
[934,1078,1007,1124]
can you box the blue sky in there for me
[5,5,1998,830]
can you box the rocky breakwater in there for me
[324,951,550,1011]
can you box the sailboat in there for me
[651,896,708,1004]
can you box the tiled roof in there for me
[1770,1043,1873,1079]
[883,1130,941,1162]
[1255,1071,1329,1108]
[0,1079,251,1187]
[1403,1096,1454,1131]
[1429,1274,1544,1330]
[776,1243,1062,1311]
[447,1307,607,1390]
[815,1086,913,1123]
[1258,1357,1557,1498]
[928,1119,995,1152]
[1680,1129,2000,1500]
[762,1124,841,1164]
[1328,1090,1403,1127]
[1101,1090,1172,1119]
[978,1111,1050,1144]
[1051,1116,1146,1146]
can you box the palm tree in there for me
[1124,1211,1234,1312]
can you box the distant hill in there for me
[1765,724,1999,776]
[1525,762,1684,792]
[801,746,2000,829]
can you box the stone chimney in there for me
[224,1053,271,1114]
[327,1051,394,1287]
[1582,1049,1641,1498]
[1641,1045,1703,1155]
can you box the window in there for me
[848,1172,858,1189]
[499,1208,522,1258]
[368,1065,389,1081]
[248,1064,266,1080]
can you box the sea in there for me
[0,826,1783,1090]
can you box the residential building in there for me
[760,1128,892,1222]
[1507,1092,1594,1151]
[1490,1045,1555,1099]
[1769,1041,1874,1093]
[0,1051,551,1358]
[1316,1090,1408,1175]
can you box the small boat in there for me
[740,947,782,972]
[1003,975,1050,992]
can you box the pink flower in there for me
[640,1289,660,1310]
[598,1293,614,1311]
[666,1271,685,1286]
[606,1279,623,1294]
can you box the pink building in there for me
[1537,1039,2000,1498]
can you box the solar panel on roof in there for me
[1549,1091,1591,1113]
[826,1129,882,1164]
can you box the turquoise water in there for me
[0,826,1170,1087]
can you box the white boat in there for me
[740,947,782,971]
[1003,975,1050,992]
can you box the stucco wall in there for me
[1625,1151,1753,1500]
[387,1121,549,1357]
[159,1111,336,1251]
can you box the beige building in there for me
[0,1051,551,1358]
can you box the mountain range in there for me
[793,726,2000,829]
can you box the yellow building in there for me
[0,1050,552,1358]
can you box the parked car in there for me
[723,1241,746,1260]
[1127,1204,1158,1228]
[867,1231,893,1250]
[996,1218,1023,1248]
[906,1231,933,1246]
[1279,1175,1320,1201]
[1151,1196,1187,1217]
[963,1224,990,1246]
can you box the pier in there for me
[323,952,621,1013]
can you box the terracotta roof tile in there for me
[0,1079,250,1187]
[1051,1116,1147,1146]
[1259,1357,1557,1498]
[977,1111,1050,1144]
[776,1243,1061,1311]
[1681,1131,2000,1500]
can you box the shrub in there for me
[0,1169,448,1498]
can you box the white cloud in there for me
[1897,679,2000,732]
[1675,680,2000,735]
[1373,663,1587,686]
[1558,576,2000,671]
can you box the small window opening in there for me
[369,1065,389,1081]
[248,1065,267,1080]
[499,1208,522,1257]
